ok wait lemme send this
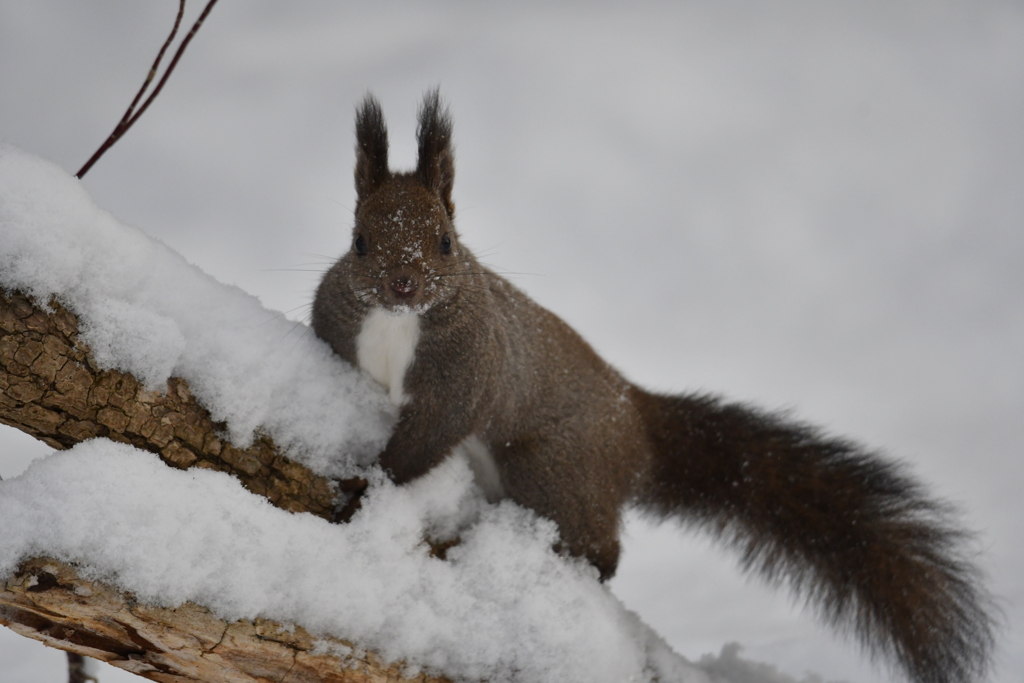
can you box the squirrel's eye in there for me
[440,233,452,255]
[354,234,367,256]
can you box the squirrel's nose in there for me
[390,274,419,298]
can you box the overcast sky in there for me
[2,3,1022,682]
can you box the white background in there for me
[1,2,1021,682]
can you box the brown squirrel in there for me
[312,90,994,683]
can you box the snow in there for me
[0,441,669,682]
[0,144,393,477]
[0,146,721,683]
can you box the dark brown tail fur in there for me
[631,388,995,683]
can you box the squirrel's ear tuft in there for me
[355,94,390,201]
[416,88,455,217]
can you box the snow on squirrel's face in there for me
[344,174,467,313]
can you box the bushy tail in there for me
[631,389,995,683]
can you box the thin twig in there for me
[67,652,98,683]
[126,0,187,124]
[76,0,186,177]
[76,0,220,178]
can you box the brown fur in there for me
[312,91,995,683]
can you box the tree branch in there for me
[0,289,337,517]
[76,0,221,179]
[1,558,448,683]
[0,289,442,681]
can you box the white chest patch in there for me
[355,307,421,406]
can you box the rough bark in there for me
[1,558,446,683]
[0,289,336,517]
[0,290,433,682]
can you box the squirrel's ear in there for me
[416,88,455,217]
[354,94,390,201]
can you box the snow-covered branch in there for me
[0,289,338,518]
[1,557,447,683]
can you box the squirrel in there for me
[312,90,995,683]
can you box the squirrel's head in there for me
[341,89,467,313]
